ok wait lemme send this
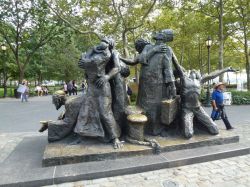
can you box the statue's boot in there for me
[39,121,48,132]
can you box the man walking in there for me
[211,82,234,130]
[67,81,73,96]
[19,80,29,102]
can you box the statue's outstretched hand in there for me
[78,58,91,69]
[120,65,130,78]
[78,60,85,69]
[154,44,168,53]
[95,75,109,88]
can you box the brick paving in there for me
[41,154,250,187]
[42,154,250,187]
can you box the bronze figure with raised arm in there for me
[173,53,235,138]
[121,30,177,135]
[120,37,173,135]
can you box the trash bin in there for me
[223,92,232,105]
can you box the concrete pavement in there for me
[0,96,63,133]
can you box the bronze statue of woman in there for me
[74,39,123,149]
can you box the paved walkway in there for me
[0,96,63,133]
[1,97,250,187]
[44,155,250,187]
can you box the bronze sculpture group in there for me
[39,29,235,149]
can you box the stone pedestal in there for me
[43,129,239,167]
[161,96,180,125]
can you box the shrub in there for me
[199,89,250,105]
[130,93,137,105]
[231,90,250,105]
[200,89,207,103]
[0,88,15,97]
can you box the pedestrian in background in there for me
[72,80,78,95]
[211,82,234,130]
[67,81,73,96]
[21,80,29,102]
[43,86,49,96]
[126,81,132,104]
[35,84,42,96]
[63,82,68,94]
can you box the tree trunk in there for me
[218,0,224,82]
[122,31,129,58]
[243,25,250,90]
[180,44,184,66]
[246,62,250,91]
[3,77,7,98]
[188,48,191,70]
[198,38,203,75]
[38,72,42,85]
[3,54,7,97]
[0,74,2,86]
[19,69,24,84]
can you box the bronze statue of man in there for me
[39,90,84,142]
[136,30,177,135]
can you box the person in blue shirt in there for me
[211,82,233,130]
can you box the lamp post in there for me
[205,36,212,106]
[1,44,7,98]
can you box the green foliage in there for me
[200,89,250,105]
[0,0,66,82]
[231,91,250,105]
[0,87,15,97]
[42,32,83,82]
[199,89,207,104]
[130,93,137,104]
[0,0,248,88]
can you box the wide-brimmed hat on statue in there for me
[215,82,225,88]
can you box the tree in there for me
[42,30,83,82]
[0,41,18,97]
[110,0,157,57]
[232,0,249,89]
[45,0,157,56]
[0,0,64,83]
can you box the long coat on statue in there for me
[137,44,175,135]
